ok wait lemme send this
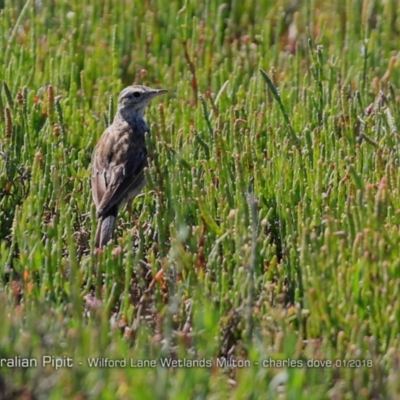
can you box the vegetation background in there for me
[0,0,400,398]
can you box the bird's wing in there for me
[91,143,107,208]
[96,146,147,218]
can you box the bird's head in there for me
[117,85,167,117]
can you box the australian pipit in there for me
[91,85,167,248]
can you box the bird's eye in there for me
[132,92,141,98]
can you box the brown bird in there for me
[91,85,167,248]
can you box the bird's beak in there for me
[151,89,168,97]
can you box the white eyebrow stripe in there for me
[118,86,147,101]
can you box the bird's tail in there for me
[95,206,118,248]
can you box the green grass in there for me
[1,0,400,398]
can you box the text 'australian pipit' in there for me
[91,85,167,248]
